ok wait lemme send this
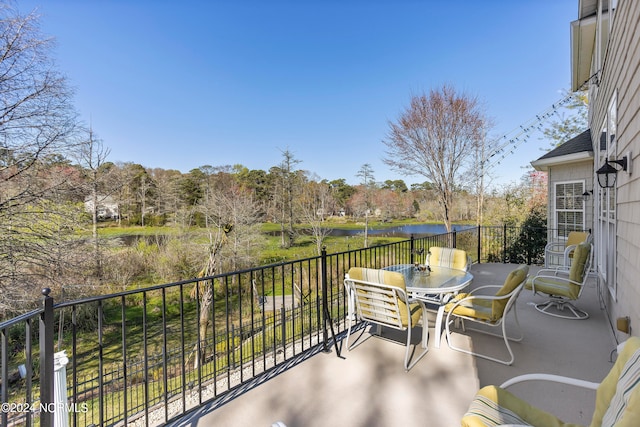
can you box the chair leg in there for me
[404,317,429,371]
[534,298,589,320]
[445,314,518,366]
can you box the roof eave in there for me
[530,151,594,172]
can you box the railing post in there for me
[321,247,329,352]
[452,230,457,248]
[503,224,508,263]
[39,288,54,427]
[409,234,415,264]
[476,226,481,264]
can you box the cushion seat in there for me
[461,337,640,427]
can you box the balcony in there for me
[0,227,616,427]
[173,263,614,427]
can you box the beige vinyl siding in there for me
[590,0,640,341]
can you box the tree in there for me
[192,179,263,368]
[381,179,408,193]
[271,149,301,248]
[543,90,588,148]
[297,177,334,256]
[75,127,110,277]
[0,4,81,314]
[383,85,485,232]
[327,178,355,213]
[356,163,375,248]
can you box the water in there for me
[116,223,475,245]
[328,224,474,238]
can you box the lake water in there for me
[116,223,475,245]
[328,224,474,237]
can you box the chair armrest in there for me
[499,373,599,390]
[545,242,566,252]
[466,285,502,295]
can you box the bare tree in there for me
[356,164,375,248]
[191,178,263,368]
[383,85,485,232]
[296,176,334,255]
[0,4,80,314]
[75,127,111,276]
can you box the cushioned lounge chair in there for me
[526,242,592,320]
[461,336,640,427]
[444,265,529,365]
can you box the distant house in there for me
[531,129,594,237]
[84,195,119,220]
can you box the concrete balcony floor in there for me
[168,263,618,427]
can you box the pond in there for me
[328,223,474,238]
[114,223,476,246]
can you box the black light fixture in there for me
[596,155,630,189]
[581,190,593,201]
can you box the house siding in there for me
[547,162,593,231]
[589,0,640,342]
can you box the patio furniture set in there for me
[343,237,638,426]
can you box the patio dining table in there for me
[383,264,474,348]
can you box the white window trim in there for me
[553,180,586,239]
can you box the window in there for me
[596,92,618,299]
[554,181,585,237]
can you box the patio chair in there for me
[344,267,429,371]
[460,336,640,427]
[544,230,590,268]
[444,265,529,365]
[427,246,470,271]
[526,242,593,320]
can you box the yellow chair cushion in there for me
[428,247,468,270]
[569,242,590,283]
[590,337,640,427]
[445,265,528,322]
[566,231,589,246]
[461,385,580,427]
[492,265,528,318]
[445,294,493,321]
[462,337,640,427]
[525,245,588,299]
[525,276,580,299]
[347,267,422,327]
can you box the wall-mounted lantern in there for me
[596,152,632,189]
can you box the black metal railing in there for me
[1,225,553,427]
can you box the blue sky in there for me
[20,0,578,187]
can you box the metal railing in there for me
[0,225,551,427]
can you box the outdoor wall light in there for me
[596,153,632,189]
[581,190,593,201]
